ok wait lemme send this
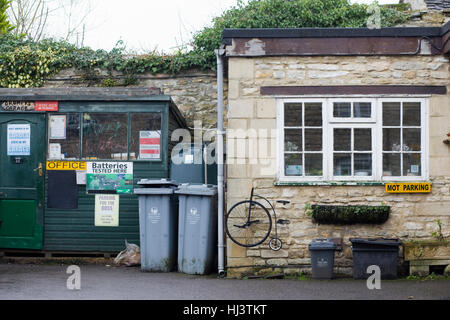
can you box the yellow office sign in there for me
[385,182,431,193]
[46,161,87,171]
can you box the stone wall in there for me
[226,55,450,278]
[45,69,226,129]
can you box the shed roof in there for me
[0,87,170,102]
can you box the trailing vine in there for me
[0,0,409,88]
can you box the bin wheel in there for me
[269,238,282,251]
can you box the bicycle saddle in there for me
[276,200,290,205]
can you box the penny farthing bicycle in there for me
[225,188,290,251]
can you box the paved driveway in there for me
[0,263,449,300]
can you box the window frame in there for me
[46,111,164,162]
[276,96,429,183]
[328,98,377,123]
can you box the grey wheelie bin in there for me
[309,239,337,279]
[175,184,218,275]
[134,179,179,272]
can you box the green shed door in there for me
[0,113,45,250]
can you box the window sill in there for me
[274,181,431,186]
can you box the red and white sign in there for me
[35,101,59,112]
[139,131,161,159]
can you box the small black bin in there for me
[350,238,401,280]
[309,239,336,280]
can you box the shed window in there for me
[82,113,128,160]
[278,98,428,182]
[48,113,80,160]
[130,113,162,160]
[47,112,162,161]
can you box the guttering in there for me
[215,47,226,278]
[222,26,443,44]
[222,21,450,56]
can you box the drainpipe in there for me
[215,47,226,278]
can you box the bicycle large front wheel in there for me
[225,200,272,248]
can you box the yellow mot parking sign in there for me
[385,183,431,193]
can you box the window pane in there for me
[403,102,421,126]
[383,128,401,151]
[284,103,302,127]
[403,128,421,151]
[403,153,421,176]
[304,103,322,126]
[354,153,372,176]
[305,154,323,176]
[285,154,303,176]
[285,129,302,152]
[334,129,351,151]
[354,102,371,118]
[383,102,401,126]
[334,153,351,176]
[304,129,322,151]
[333,102,351,118]
[48,113,80,160]
[383,153,401,176]
[354,129,372,151]
[82,113,128,160]
[130,113,162,160]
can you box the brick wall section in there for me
[226,55,450,278]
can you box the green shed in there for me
[0,88,187,254]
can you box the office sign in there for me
[46,161,87,171]
[385,183,431,193]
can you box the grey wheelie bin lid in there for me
[349,238,401,251]
[134,188,175,195]
[136,178,179,188]
[309,238,337,251]
[175,184,218,196]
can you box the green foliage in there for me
[0,0,13,34]
[431,219,446,242]
[0,0,409,88]
[307,204,391,225]
[191,0,409,69]
[304,202,314,218]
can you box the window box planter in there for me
[309,205,390,225]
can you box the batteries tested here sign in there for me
[385,182,431,193]
[46,161,87,171]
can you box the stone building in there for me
[222,22,450,277]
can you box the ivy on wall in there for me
[0,0,409,88]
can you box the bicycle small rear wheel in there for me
[225,200,272,248]
[269,238,282,251]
